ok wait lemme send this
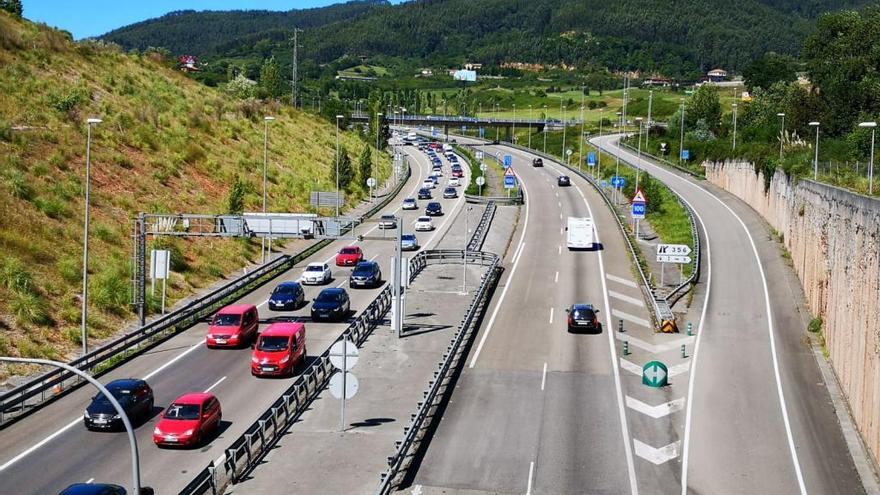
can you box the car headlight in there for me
[154,427,162,435]
[112,414,120,420]
[252,356,259,363]
[84,409,90,418]
[183,429,194,436]
[280,355,290,364]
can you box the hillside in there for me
[0,11,386,375]
[101,0,872,78]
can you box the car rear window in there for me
[213,314,241,326]
[573,309,595,320]
[164,403,201,420]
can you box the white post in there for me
[661,262,665,286]
[340,339,347,432]
[161,277,167,315]
[732,103,739,151]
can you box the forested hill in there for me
[100,0,870,77]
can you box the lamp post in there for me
[635,117,643,189]
[809,121,820,180]
[732,103,739,151]
[375,112,383,202]
[261,116,275,263]
[81,117,101,355]
[578,105,585,172]
[495,103,499,141]
[528,105,533,149]
[679,98,686,166]
[562,105,567,160]
[335,115,344,217]
[543,105,548,154]
[598,108,604,175]
[777,112,786,161]
[859,121,877,194]
[616,111,622,203]
[512,103,516,143]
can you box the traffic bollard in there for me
[681,344,687,358]
[687,322,693,336]
[623,341,630,356]
[619,319,625,333]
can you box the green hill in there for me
[0,11,386,374]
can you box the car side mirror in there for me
[594,309,600,313]
[565,308,570,313]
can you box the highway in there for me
[590,135,865,495]
[410,136,652,494]
[0,140,471,494]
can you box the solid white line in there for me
[549,307,554,324]
[558,245,561,255]
[605,273,638,288]
[612,308,651,329]
[468,172,531,368]
[575,184,639,494]
[554,271,559,283]
[526,461,535,495]
[204,376,227,393]
[541,362,548,391]
[608,290,645,308]
[558,201,562,208]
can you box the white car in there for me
[448,177,461,187]
[378,214,398,229]
[414,216,434,232]
[402,198,418,210]
[431,169,442,178]
[422,179,436,189]
[301,262,331,285]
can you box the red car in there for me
[335,246,363,266]
[153,393,222,447]
[206,304,259,348]
[251,322,307,377]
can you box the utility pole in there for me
[291,28,302,108]
[646,90,653,154]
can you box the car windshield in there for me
[213,314,241,326]
[316,291,343,303]
[340,248,358,254]
[274,285,298,295]
[258,336,289,352]
[306,265,324,272]
[164,403,201,420]
[94,387,134,404]
[402,235,416,241]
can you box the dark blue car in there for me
[311,288,351,322]
[268,281,305,311]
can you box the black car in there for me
[557,175,571,187]
[84,379,154,431]
[425,202,443,216]
[349,261,383,288]
[418,188,432,200]
[311,288,351,322]
[532,158,544,167]
[268,281,305,311]
[59,483,133,495]
[566,304,601,333]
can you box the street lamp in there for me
[578,104,585,172]
[528,105,533,149]
[81,117,101,355]
[732,103,739,151]
[616,111,623,203]
[859,121,877,194]
[261,116,275,263]
[375,112,383,202]
[512,103,516,143]
[543,105,548,153]
[679,98,686,166]
[777,112,786,160]
[809,121,820,180]
[635,117,644,189]
[562,105,567,160]
[335,115,344,217]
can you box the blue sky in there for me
[23,1,402,39]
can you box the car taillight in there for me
[594,318,599,326]
[568,316,574,325]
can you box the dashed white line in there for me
[143,342,203,381]
[204,376,227,393]
[554,271,559,283]
[549,307,554,324]
[541,362,548,391]
[526,461,535,495]
[558,245,561,255]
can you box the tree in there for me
[226,73,257,99]
[358,144,372,185]
[0,0,22,17]
[227,175,246,214]
[686,85,722,132]
[335,145,354,191]
[742,52,797,91]
[259,56,284,100]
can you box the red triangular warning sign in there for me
[632,189,647,203]
[504,167,516,177]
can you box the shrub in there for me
[57,256,81,285]
[94,223,118,244]
[90,264,129,314]
[0,118,11,141]
[0,256,36,294]
[11,290,52,326]
[4,169,34,200]
[35,196,71,219]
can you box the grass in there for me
[0,11,391,369]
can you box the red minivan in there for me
[206,304,259,348]
[251,322,307,377]
[153,393,221,447]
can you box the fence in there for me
[467,202,496,252]
[0,159,412,428]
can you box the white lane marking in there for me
[614,333,695,353]
[558,245,561,255]
[549,307,554,324]
[554,271,559,283]
[143,342,202,381]
[575,184,638,494]
[634,439,681,465]
[469,173,532,368]
[511,241,526,266]
[619,358,690,378]
[256,298,270,308]
[626,396,685,419]
[595,136,804,495]
[608,290,645,308]
[526,461,535,495]
[612,309,651,329]
[619,358,643,376]
[411,485,423,495]
[559,213,562,220]
[558,201,562,208]
[541,362,548,391]
[606,273,638,288]
[86,478,94,484]
[560,227,563,235]
[204,376,227,393]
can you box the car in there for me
[448,177,461,187]
[401,234,420,251]
[431,169,443,178]
[417,188,432,200]
[251,322,306,377]
[566,304,602,333]
[422,179,435,189]
[58,483,130,495]
[349,261,383,288]
[425,202,443,216]
[402,198,418,210]
[268,281,305,311]
[335,246,363,266]
[206,304,259,348]
[301,262,332,285]
[414,216,434,231]
[558,175,571,187]
[443,187,458,199]
[84,379,154,431]
[430,175,440,185]
[311,288,351,322]
[153,393,222,448]
[451,168,464,179]
[378,214,397,229]
[532,157,544,167]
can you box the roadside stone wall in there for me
[706,160,880,469]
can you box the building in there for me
[419,68,433,76]
[179,55,200,73]
[643,75,672,87]
[464,63,482,71]
[707,68,728,82]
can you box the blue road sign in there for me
[601,180,609,188]
[611,176,627,188]
[504,155,513,168]
[632,201,646,219]
[432,128,439,137]
[587,151,597,166]
[504,175,516,189]
[461,125,467,132]
[681,149,690,160]
[479,127,485,138]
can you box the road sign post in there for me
[503,154,512,168]
[329,338,360,431]
[366,177,376,204]
[642,360,668,388]
[631,189,647,239]
[476,175,485,196]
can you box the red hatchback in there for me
[251,322,307,377]
[153,393,222,447]
[335,246,364,267]
[206,304,259,348]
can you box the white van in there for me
[566,217,594,250]
[442,143,453,152]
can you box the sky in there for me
[23,1,402,39]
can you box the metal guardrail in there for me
[376,252,501,495]
[0,159,413,428]
[618,139,702,179]
[467,202,496,252]
[179,249,492,495]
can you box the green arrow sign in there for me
[642,360,668,388]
